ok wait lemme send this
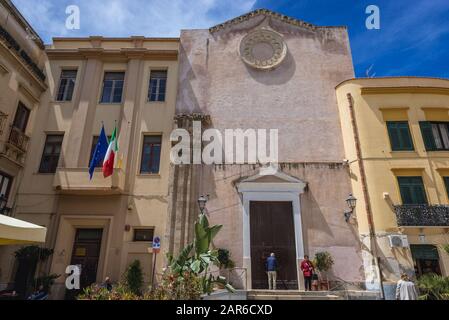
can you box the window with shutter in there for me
[39,135,64,174]
[140,135,162,174]
[148,70,167,102]
[419,121,449,151]
[56,70,77,101]
[100,72,125,103]
[444,177,449,199]
[397,176,428,205]
[386,121,414,151]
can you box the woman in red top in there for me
[300,255,314,291]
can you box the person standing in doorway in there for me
[301,255,314,291]
[396,273,419,300]
[265,253,278,290]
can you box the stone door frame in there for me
[237,168,306,290]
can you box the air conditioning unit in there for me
[388,234,409,248]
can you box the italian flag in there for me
[103,127,118,178]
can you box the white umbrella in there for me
[0,215,47,245]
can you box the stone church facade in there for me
[165,9,365,290]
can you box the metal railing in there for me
[0,196,12,216]
[0,25,46,81]
[394,204,449,227]
[8,126,30,152]
[0,111,7,136]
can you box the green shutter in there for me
[387,121,414,151]
[387,122,401,150]
[399,122,414,150]
[397,176,428,205]
[411,245,440,260]
[444,177,449,198]
[419,121,436,151]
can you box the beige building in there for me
[0,0,46,214]
[336,77,449,298]
[0,32,179,298]
[0,0,47,288]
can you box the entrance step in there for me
[247,290,344,300]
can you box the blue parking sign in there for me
[152,236,161,249]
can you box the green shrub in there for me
[149,270,202,300]
[77,283,142,300]
[124,260,144,295]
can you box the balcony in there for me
[0,126,30,165]
[0,25,46,82]
[0,196,12,217]
[0,111,7,136]
[53,168,125,194]
[394,204,449,227]
[8,126,30,151]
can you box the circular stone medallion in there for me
[239,29,287,70]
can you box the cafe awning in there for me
[0,215,47,245]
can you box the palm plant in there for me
[417,273,449,300]
[167,213,235,295]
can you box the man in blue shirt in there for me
[265,253,278,290]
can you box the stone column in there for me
[165,114,209,256]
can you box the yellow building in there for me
[336,77,449,297]
[0,35,179,299]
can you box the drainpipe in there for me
[347,93,385,299]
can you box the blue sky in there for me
[12,0,449,78]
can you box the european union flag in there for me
[89,125,109,180]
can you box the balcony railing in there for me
[0,196,12,216]
[0,25,46,82]
[8,126,30,152]
[394,204,449,227]
[0,111,7,136]
[0,126,30,165]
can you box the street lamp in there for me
[346,194,357,210]
[198,195,209,215]
[344,194,357,222]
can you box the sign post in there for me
[151,236,161,290]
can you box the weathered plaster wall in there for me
[176,15,354,161]
[169,14,363,287]
[206,164,365,284]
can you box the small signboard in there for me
[75,247,86,257]
[152,236,161,253]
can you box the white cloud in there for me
[12,0,256,43]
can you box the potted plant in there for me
[313,251,334,291]
[13,246,54,298]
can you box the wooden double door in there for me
[250,201,298,290]
[66,228,103,299]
